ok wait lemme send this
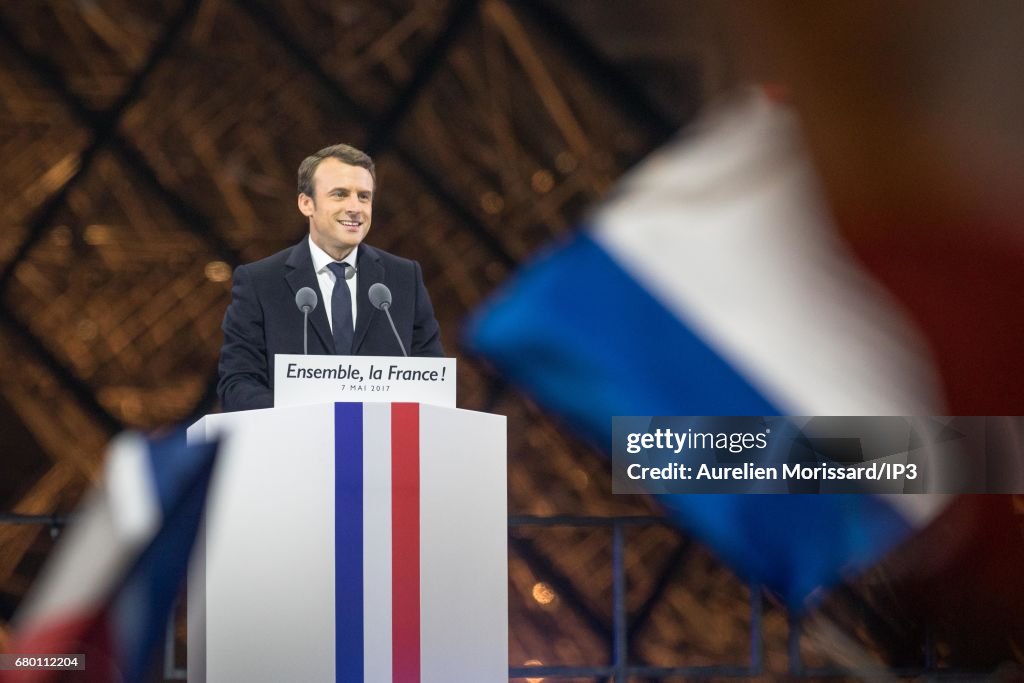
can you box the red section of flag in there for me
[3,612,115,683]
[391,403,420,683]
[840,222,1024,415]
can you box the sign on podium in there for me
[273,354,456,408]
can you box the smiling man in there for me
[217,143,444,412]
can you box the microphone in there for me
[368,283,408,357]
[295,286,317,312]
[367,282,391,310]
[294,287,318,355]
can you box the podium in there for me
[186,402,507,682]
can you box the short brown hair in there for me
[297,143,376,198]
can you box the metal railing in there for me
[507,515,763,680]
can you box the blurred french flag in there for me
[4,430,218,683]
[468,92,948,608]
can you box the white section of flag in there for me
[15,433,162,630]
[594,92,944,417]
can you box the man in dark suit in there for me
[218,143,444,412]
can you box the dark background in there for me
[0,0,781,673]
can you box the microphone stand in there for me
[303,308,310,355]
[380,303,408,357]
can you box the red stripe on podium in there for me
[391,403,420,682]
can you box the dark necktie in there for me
[327,262,353,354]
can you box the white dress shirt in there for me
[308,236,358,332]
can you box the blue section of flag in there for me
[146,429,220,515]
[467,231,913,608]
[112,429,220,682]
[334,402,364,680]
[470,233,781,426]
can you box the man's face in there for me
[299,158,374,260]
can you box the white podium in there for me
[187,402,507,682]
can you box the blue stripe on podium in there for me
[335,402,364,680]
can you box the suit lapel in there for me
[284,239,335,353]
[353,244,382,353]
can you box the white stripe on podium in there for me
[362,403,393,681]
